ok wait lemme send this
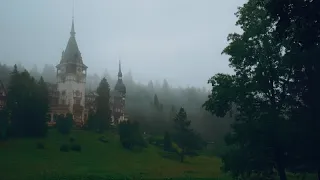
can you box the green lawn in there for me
[0,130,226,180]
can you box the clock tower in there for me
[56,18,87,124]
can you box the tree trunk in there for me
[317,168,320,180]
[275,153,287,180]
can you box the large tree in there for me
[173,107,200,163]
[6,65,49,137]
[95,78,111,132]
[203,0,296,179]
[263,0,320,178]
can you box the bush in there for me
[71,144,82,152]
[60,144,69,152]
[98,136,109,143]
[36,142,45,149]
[56,113,73,135]
[118,121,147,150]
[69,137,75,143]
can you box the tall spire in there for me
[118,59,122,78]
[70,0,75,37]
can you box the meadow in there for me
[0,130,227,180]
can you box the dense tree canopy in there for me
[95,78,112,132]
[6,65,49,137]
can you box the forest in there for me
[1,0,319,179]
[0,62,233,148]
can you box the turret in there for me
[114,60,126,95]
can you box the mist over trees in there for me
[0,62,233,143]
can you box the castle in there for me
[46,18,127,127]
[0,18,126,126]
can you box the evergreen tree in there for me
[153,94,159,108]
[86,108,97,131]
[95,78,111,132]
[169,105,177,121]
[41,64,55,83]
[173,107,197,162]
[162,79,169,91]
[56,113,73,135]
[33,77,49,136]
[118,120,146,150]
[6,65,49,137]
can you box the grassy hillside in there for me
[0,130,226,180]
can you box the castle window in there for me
[75,98,81,105]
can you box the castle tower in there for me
[56,18,87,124]
[113,60,126,124]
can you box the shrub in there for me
[71,144,82,152]
[36,142,45,149]
[56,113,73,135]
[69,137,75,143]
[98,136,109,143]
[118,121,147,150]
[60,144,69,152]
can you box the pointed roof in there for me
[114,60,126,94]
[59,18,85,67]
[118,60,122,77]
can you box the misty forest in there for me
[0,0,319,180]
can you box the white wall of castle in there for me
[57,73,86,112]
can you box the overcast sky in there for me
[0,0,245,88]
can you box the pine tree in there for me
[173,107,194,162]
[56,113,73,135]
[6,66,49,137]
[34,77,49,136]
[153,94,159,108]
[95,78,111,132]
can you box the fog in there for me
[0,0,245,88]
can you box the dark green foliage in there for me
[71,144,82,152]
[98,136,109,143]
[60,144,69,152]
[172,107,201,162]
[0,108,9,140]
[263,0,320,178]
[203,0,303,179]
[56,113,73,135]
[6,65,49,137]
[86,108,97,131]
[36,142,45,149]
[163,131,172,151]
[69,137,75,143]
[95,78,111,132]
[118,121,147,150]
